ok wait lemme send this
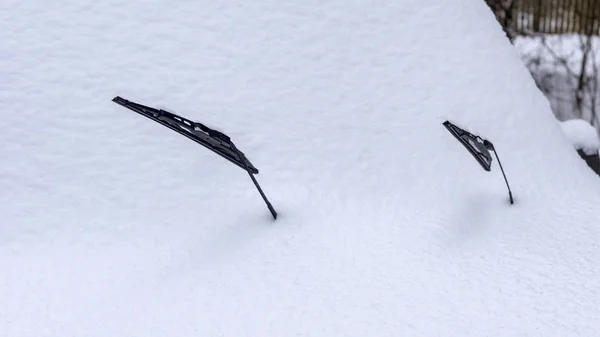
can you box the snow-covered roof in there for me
[2,1,600,336]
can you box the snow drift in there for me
[2,0,600,336]
[560,119,600,155]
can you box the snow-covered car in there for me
[2,1,600,336]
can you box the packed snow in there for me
[2,1,600,336]
[560,119,600,155]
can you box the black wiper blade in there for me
[443,120,514,205]
[112,96,277,219]
[443,120,493,171]
[112,96,258,174]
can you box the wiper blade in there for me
[443,120,514,205]
[443,120,493,171]
[113,96,277,219]
[112,96,258,174]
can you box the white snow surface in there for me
[560,119,600,155]
[2,1,600,336]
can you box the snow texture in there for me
[560,119,600,155]
[2,1,600,336]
